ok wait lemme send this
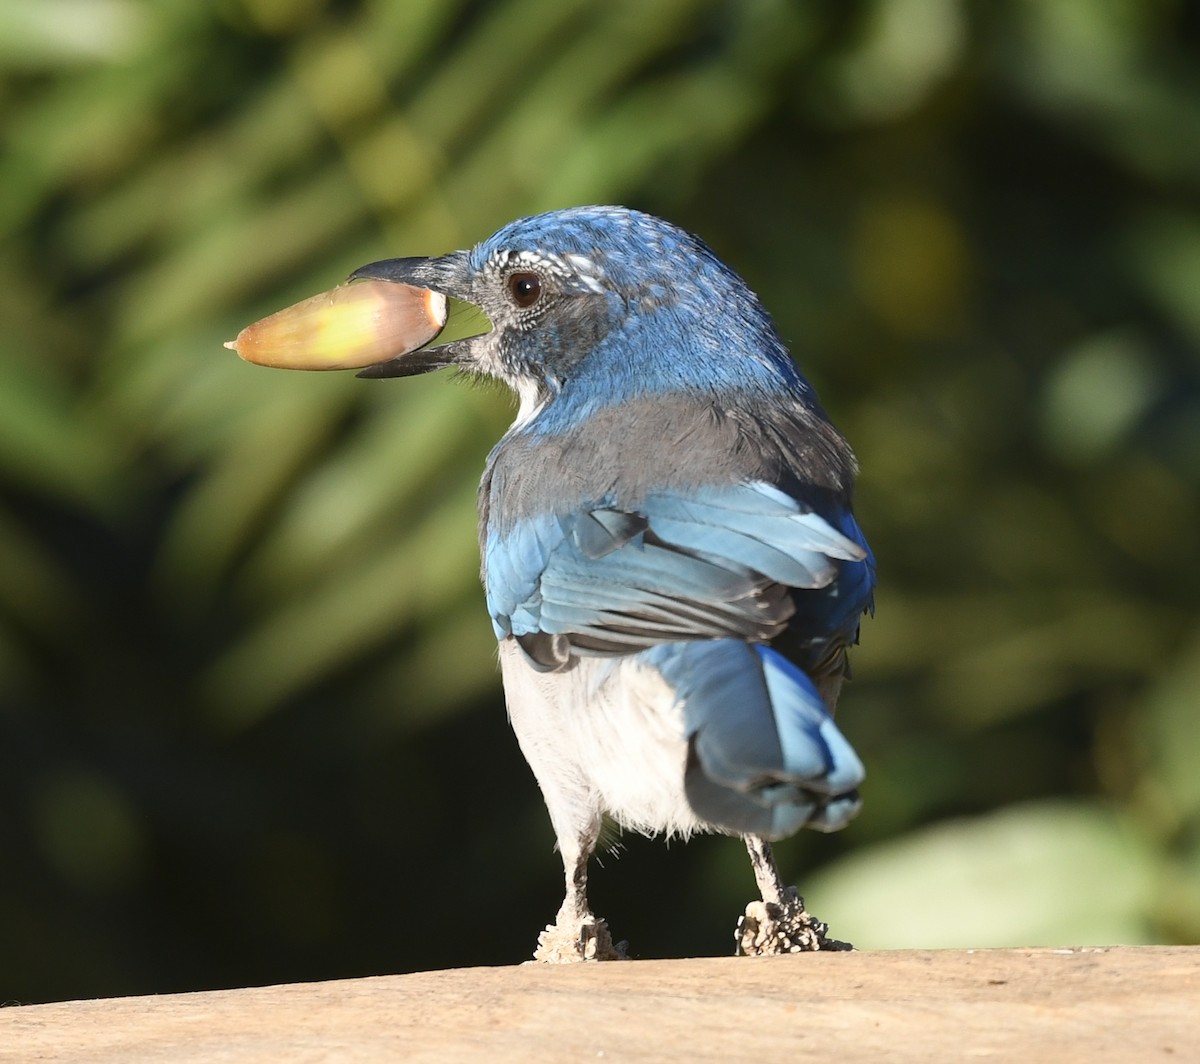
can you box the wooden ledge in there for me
[3,946,1196,1063]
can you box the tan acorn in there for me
[225,281,448,370]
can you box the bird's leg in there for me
[533,818,626,963]
[735,835,852,955]
[745,834,791,906]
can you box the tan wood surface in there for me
[3,946,1197,1063]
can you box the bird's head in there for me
[350,206,808,420]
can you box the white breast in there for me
[499,640,710,840]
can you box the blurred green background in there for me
[2,0,1198,1004]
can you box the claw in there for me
[735,887,852,955]
[534,913,627,963]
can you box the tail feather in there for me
[644,640,864,840]
[755,644,864,796]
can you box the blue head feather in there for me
[454,207,820,427]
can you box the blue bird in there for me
[349,206,875,961]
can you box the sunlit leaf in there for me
[808,802,1162,948]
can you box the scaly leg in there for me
[533,816,626,962]
[499,643,626,962]
[735,835,851,955]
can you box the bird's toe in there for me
[533,912,627,963]
[734,887,852,955]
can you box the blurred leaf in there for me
[826,0,966,122]
[151,382,349,601]
[1127,210,1200,345]
[852,194,971,338]
[31,767,148,893]
[1003,0,1200,183]
[809,802,1161,948]
[1039,329,1161,463]
[0,0,149,67]
[1141,631,1200,829]
[199,475,480,728]
[0,506,84,634]
[240,376,499,596]
[0,355,121,510]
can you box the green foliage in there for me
[1,0,1197,1000]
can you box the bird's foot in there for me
[533,912,627,963]
[735,886,852,955]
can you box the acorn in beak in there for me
[225,257,490,376]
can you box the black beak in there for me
[348,255,448,290]
[348,254,491,379]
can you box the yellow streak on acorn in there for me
[224,281,448,370]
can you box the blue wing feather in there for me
[645,517,838,588]
[484,480,874,655]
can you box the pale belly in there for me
[498,639,713,838]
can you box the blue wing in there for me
[484,480,875,669]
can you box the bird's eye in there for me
[508,271,542,308]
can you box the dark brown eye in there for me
[508,271,542,308]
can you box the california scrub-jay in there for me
[249,206,876,960]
